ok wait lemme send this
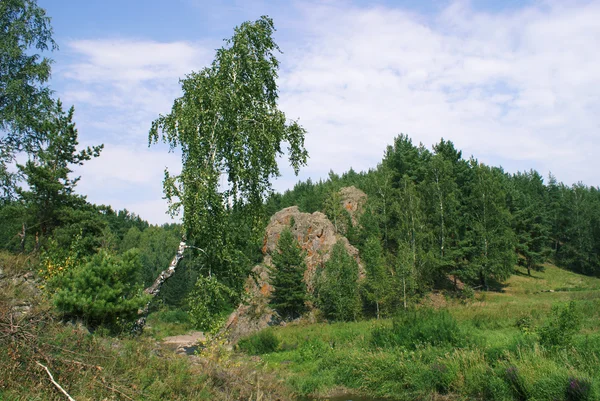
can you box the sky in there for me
[38,0,600,224]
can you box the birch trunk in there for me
[132,239,187,334]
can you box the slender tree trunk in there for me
[403,277,407,309]
[376,301,380,320]
[19,223,26,253]
[132,239,187,334]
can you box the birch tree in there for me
[138,16,308,331]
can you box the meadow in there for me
[237,264,600,400]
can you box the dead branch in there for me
[36,361,76,401]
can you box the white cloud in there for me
[57,1,600,223]
[271,0,600,188]
[73,144,182,224]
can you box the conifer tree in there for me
[270,228,307,319]
[16,101,102,246]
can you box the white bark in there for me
[132,239,187,334]
[36,361,76,401]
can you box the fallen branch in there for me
[36,361,76,401]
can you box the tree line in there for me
[266,135,600,318]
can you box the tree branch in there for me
[36,361,76,401]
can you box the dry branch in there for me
[36,361,76,401]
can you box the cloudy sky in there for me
[40,0,600,224]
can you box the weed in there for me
[371,308,464,349]
[237,329,280,355]
[538,301,582,348]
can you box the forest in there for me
[1,1,600,400]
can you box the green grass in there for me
[0,252,288,401]
[236,264,600,400]
[145,308,195,339]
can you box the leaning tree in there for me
[135,16,308,331]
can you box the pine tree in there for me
[510,170,550,275]
[16,101,102,245]
[464,162,516,288]
[52,249,149,329]
[270,228,307,320]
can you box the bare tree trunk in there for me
[403,277,407,310]
[18,223,26,253]
[132,239,187,334]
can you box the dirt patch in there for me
[162,331,206,355]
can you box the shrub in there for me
[187,276,235,333]
[51,249,149,329]
[538,301,582,348]
[371,308,464,349]
[237,329,280,355]
[566,377,593,401]
[504,365,530,401]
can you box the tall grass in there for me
[238,265,600,400]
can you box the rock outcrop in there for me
[339,186,367,227]
[225,187,367,340]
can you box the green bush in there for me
[538,301,582,348]
[504,365,530,401]
[51,249,149,329]
[371,308,464,349]
[566,377,593,401]
[187,276,235,333]
[237,329,280,355]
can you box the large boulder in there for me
[225,188,367,340]
[262,206,363,292]
[339,186,367,227]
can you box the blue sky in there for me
[37,0,600,224]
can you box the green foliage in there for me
[148,16,308,312]
[315,241,361,322]
[566,377,593,401]
[51,249,149,328]
[237,329,280,355]
[0,0,57,201]
[187,276,235,333]
[16,101,103,244]
[323,189,351,235]
[371,308,464,349]
[270,228,307,319]
[361,235,391,318]
[511,170,551,275]
[538,301,582,348]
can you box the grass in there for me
[0,251,289,401]
[235,264,600,400]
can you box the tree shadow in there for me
[513,267,543,280]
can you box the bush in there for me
[237,329,280,355]
[187,276,235,333]
[51,249,149,329]
[371,308,464,349]
[538,301,582,348]
[566,377,593,401]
